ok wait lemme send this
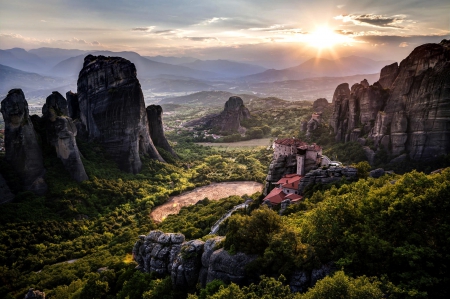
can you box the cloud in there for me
[334,14,407,29]
[153,29,178,35]
[40,20,47,23]
[335,30,354,35]
[399,42,409,47]
[184,37,218,42]
[248,24,304,34]
[197,17,229,26]
[132,26,155,32]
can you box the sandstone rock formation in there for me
[0,174,14,204]
[133,231,255,290]
[330,40,450,162]
[1,89,47,195]
[76,55,163,173]
[312,98,329,112]
[185,96,251,134]
[146,105,177,157]
[42,92,88,182]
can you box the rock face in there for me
[0,174,14,204]
[146,105,177,157]
[0,89,47,195]
[76,55,163,173]
[24,288,45,299]
[312,98,329,112]
[298,166,357,194]
[209,96,250,133]
[42,92,88,182]
[330,40,450,161]
[66,91,80,120]
[133,231,255,290]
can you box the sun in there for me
[305,26,351,49]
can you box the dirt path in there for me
[151,181,263,222]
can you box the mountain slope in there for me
[242,56,394,82]
[0,64,70,97]
[51,51,219,80]
[0,48,48,74]
[159,90,259,107]
[29,47,88,68]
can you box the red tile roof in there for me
[264,188,286,205]
[285,194,303,201]
[276,174,302,190]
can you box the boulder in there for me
[77,55,164,174]
[146,105,177,157]
[369,168,385,178]
[42,92,88,182]
[206,248,256,285]
[0,89,47,195]
[24,288,45,299]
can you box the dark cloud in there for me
[335,14,407,28]
[153,29,177,35]
[184,37,218,42]
[132,27,151,32]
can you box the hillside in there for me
[180,59,267,78]
[159,90,259,107]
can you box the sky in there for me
[1,0,449,68]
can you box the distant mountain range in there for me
[179,59,267,78]
[0,64,73,99]
[241,55,393,82]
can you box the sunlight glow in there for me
[304,26,352,49]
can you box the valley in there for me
[0,28,449,299]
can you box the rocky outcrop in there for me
[298,166,357,194]
[208,96,250,133]
[77,55,164,174]
[66,91,80,120]
[330,40,450,161]
[330,80,389,143]
[312,98,329,112]
[289,263,334,293]
[172,239,205,289]
[1,89,47,195]
[146,105,177,157]
[0,174,14,204]
[42,92,88,182]
[132,231,185,275]
[378,62,399,88]
[133,231,255,290]
[24,288,45,299]
[264,154,298,194]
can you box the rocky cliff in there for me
[0,89,47,195]
[42,92,88,182]
[76,55,164,173]
[330,40,450,161]
[146,105,177,157]
[133,231,256,290]
[185,96,251,134]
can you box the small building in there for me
[264,173,304,205]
